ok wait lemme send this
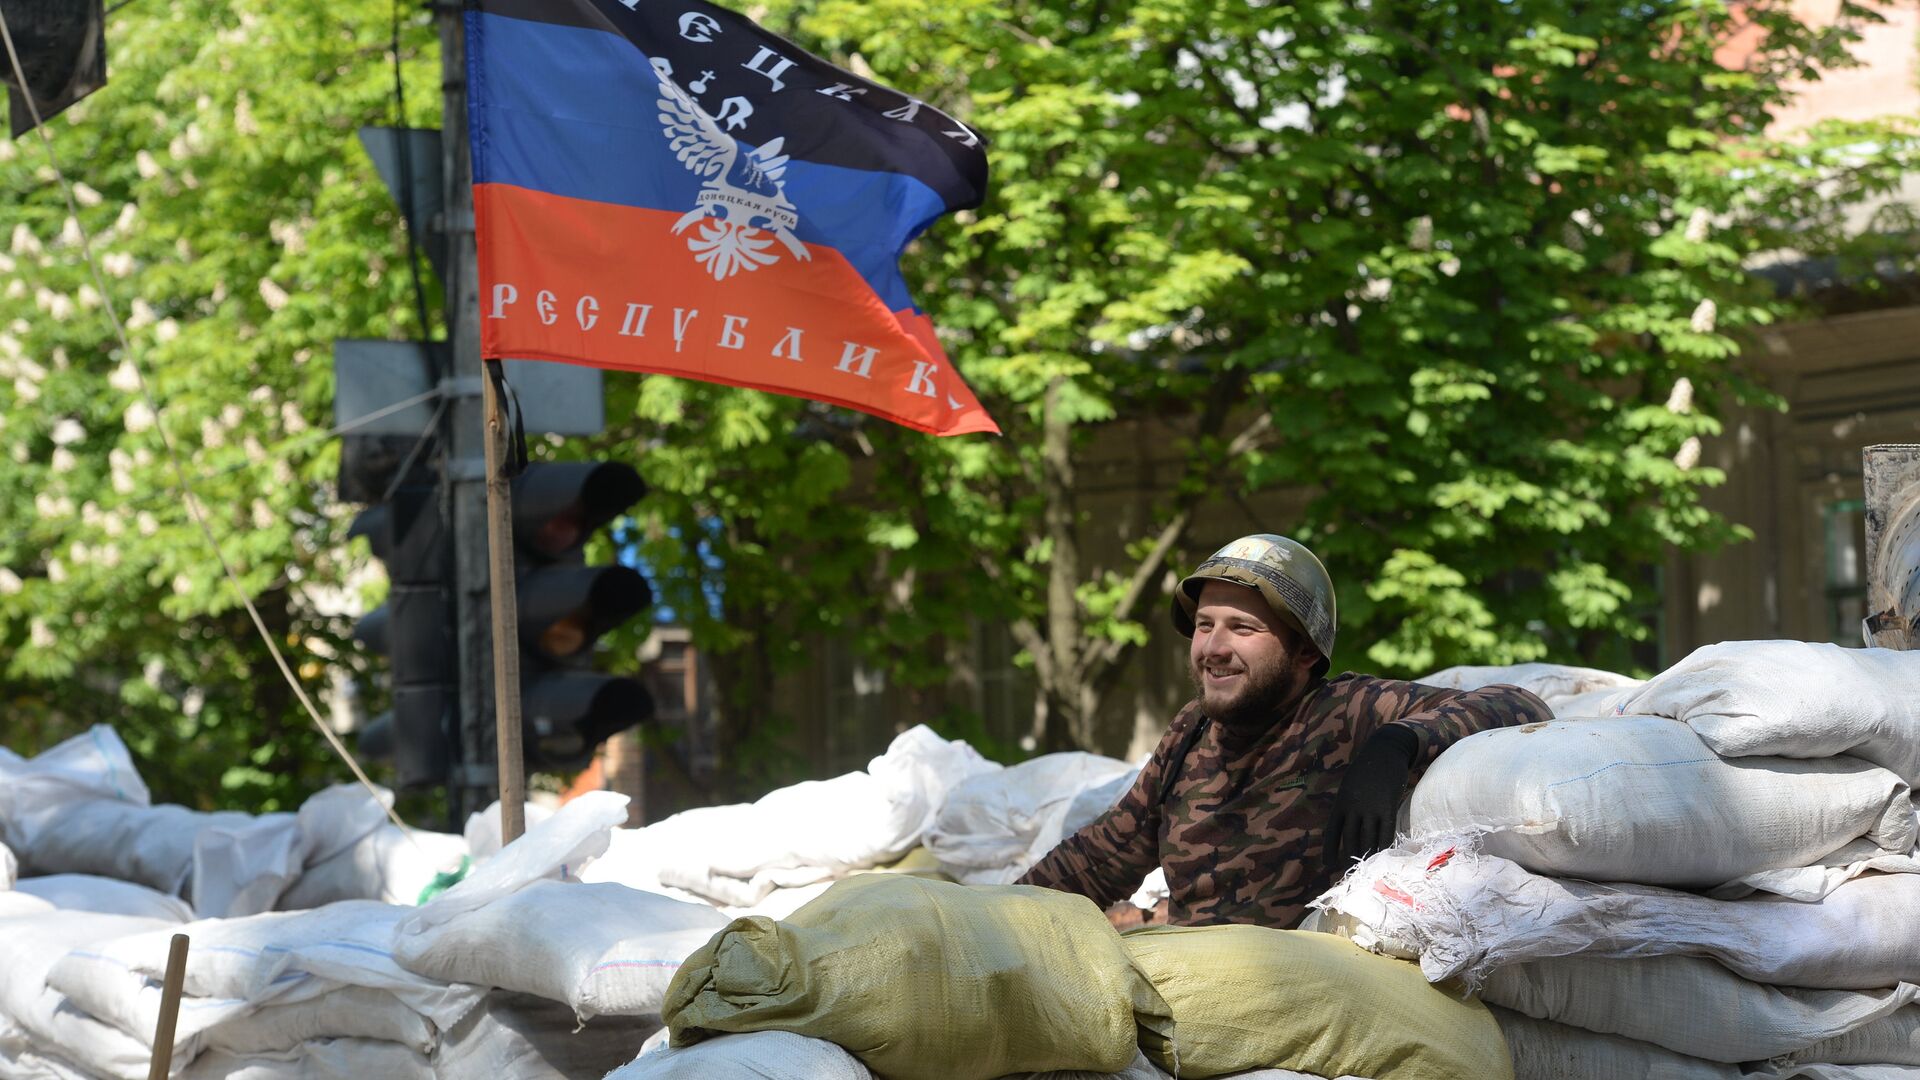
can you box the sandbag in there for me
[191,785,393,918]
[278,824,469,909]
[924,752,1136,885]
[1313,837,1920,990]
[15,874,193,922]
[1617,640,1920,783]
[664,874,1151,1080]
[178,1037,435,1080]
[16,798,256,896]
[1408,717,1917,890]
[0,910,178,1080]
[1492,1007,1740,1080]
[201,986,436,1057]
[1123,924,1509,1080]
[50,942,328,1054]
[91,901,481,1030]
[393,879,726,1019]
[431,990,661,1080]
[1790,1006,1920,1066]
[1482,953,1920,1063]
[606,1031,875,1080]
[1414,662,1640,706]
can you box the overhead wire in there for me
[0,4,417,835]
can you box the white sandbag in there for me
[1313,837,1920,990]
[605,1030,875,1080]
[1493,1007,1742,1080]
[16,874,193,922]
[588,729,994,906]
[48,941,323,1053]
[1483,953,1920,1063]
[1550,686,1631,718]
[1408,717,1917,889]
[1712,836,1920,902]
[0,910,177,1080]
[17,799,257,896]
[278,825,468,909]
[924,752,1136,884]
[691,726,996,880]
[0,1038,97,1080]
[95,902,481,1030]
[1415,662,1641,705]
[393,880,725,1020]
[201,986,436,1057]
[433,990,660,1080]
[179,1038,434,1080]
[1790,1006,1920,1066]
[1618,641,1920,783]
[462,801,554,861]
[0,725,149,820]
[193,785,394,919]
[398,792,629,938]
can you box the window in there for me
[1824,498,1868,647]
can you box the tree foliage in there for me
[0,0,438,807]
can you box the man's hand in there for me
[1325,724,1419,871]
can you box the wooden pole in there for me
[147,934,190,1080]
[481,358,526,845]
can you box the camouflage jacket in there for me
[1016,673,1551,928]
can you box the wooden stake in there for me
[147,934,190,1080]
[481,357,526,845]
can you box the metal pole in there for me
[147,934,190,1080]
[483,358,527,844]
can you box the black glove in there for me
[1325,724,1419,871]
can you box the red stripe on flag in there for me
[474,183,999,437]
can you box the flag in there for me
[465,0,999,436]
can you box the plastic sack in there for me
[278,824,468,910]
[15,874,193,922]
[606,1030,874,1080]
[393,879,725,1020]
[192,784,393,918]
[397,791,630,938]
[462,801,555,861]
[924,752,1136,885]
[1408,717,1917,890]
[1615,640,1920,783]
[1483,953,1920,1063]
[1313,837,1920,990]
[200,986,436,1057]
[87,901,481,1030]
[0,910,178,1080]
[177,1037,434,1080]
[432,990,661,1080]
[1123,924,1509,1080]
[1414,662,1640,707]
[664,874,1151,1080]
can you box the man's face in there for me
[1187,580,1315,726]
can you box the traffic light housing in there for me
[348,481,457,789]
[1,0,106,138]
[511,461,654,771]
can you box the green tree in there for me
[0,0,440,807]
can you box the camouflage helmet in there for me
[1171,533,1337,671]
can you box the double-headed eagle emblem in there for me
[655,71,810,281]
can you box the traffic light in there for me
[348,478,457,788]
[511,461,654,771]
[0,0,106,138]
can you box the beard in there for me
[1189,652,1309,730]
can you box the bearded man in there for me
[1016,534,1551,928]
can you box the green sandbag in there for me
[1124,924,1513,1080]
[664,874,1156,1080]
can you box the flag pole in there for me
[481,358,526,845]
